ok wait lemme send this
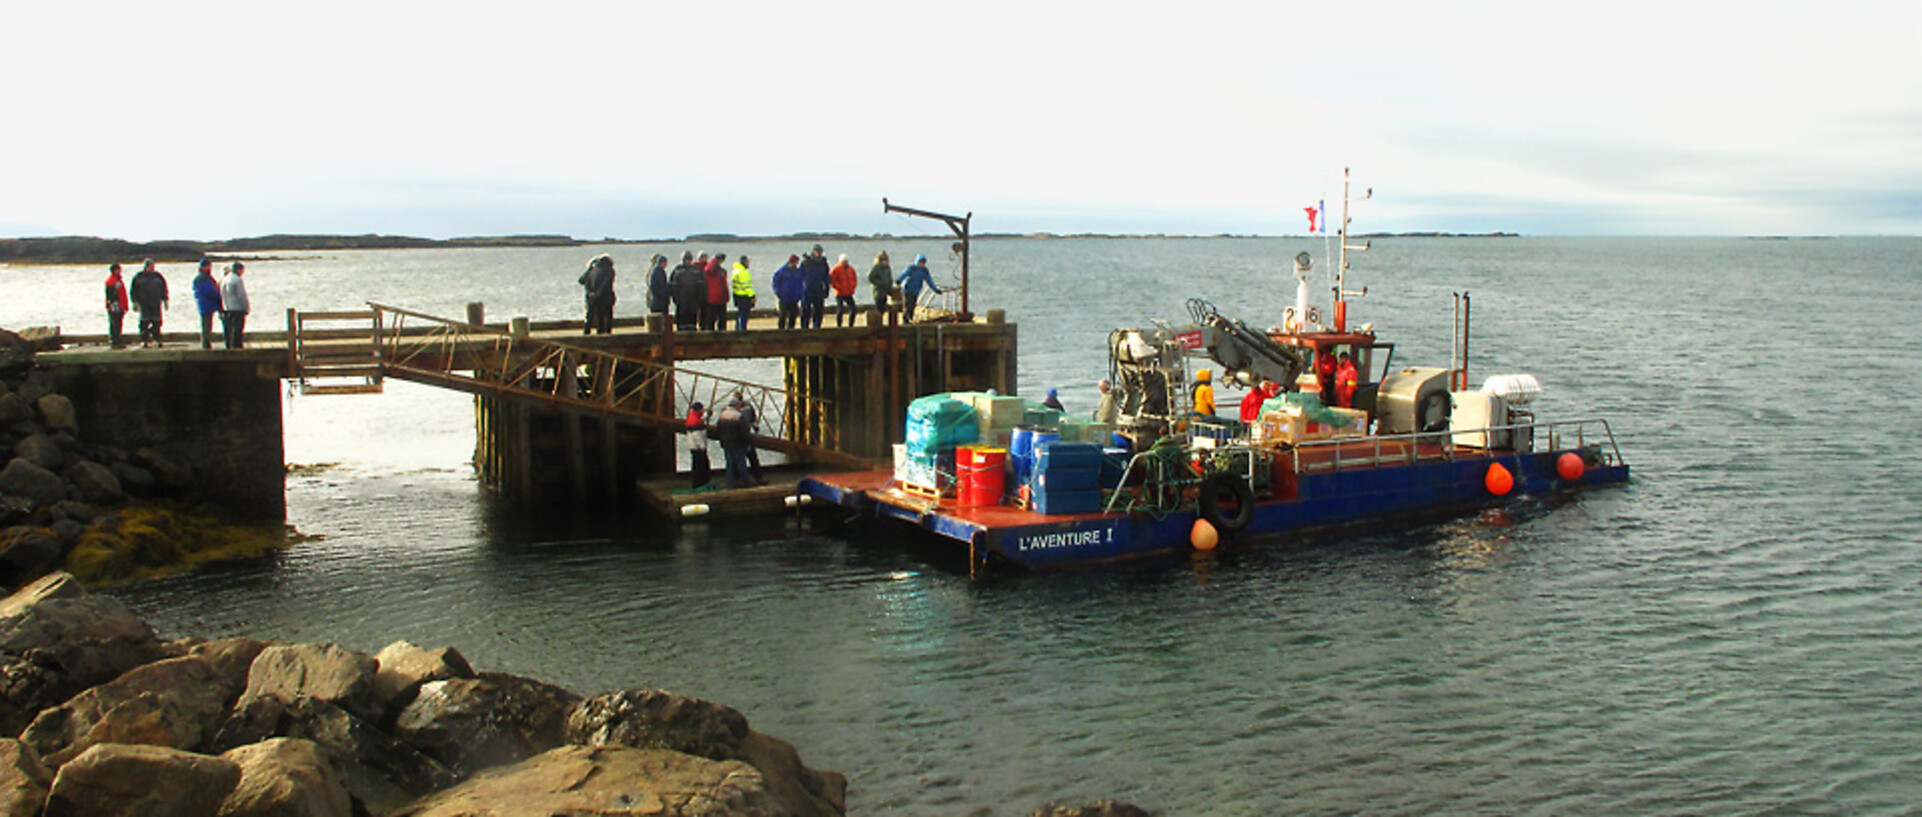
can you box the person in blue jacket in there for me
[896,254,942,323]
[798,245,831,329]
[191,258,223,349]
[771,254,803,329]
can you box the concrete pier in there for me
[33,304,1019,513]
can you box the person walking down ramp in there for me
[896,254,941,323]
[103,263,129,349]
[129,258,169,347]
[192,258,221,349]
[219,262,250,348]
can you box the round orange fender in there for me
[1191,518,1219,551]
[1556,452,1587,482]
[1485,462,1515,496]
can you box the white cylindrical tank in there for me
[1480,374,1543,405]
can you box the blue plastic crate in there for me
[1034,440,1104,471]
[1032,465,1100,493]
[1031,488,1104,515]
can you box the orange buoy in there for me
[1191,518,1219,551]
[1485,462,1514,496]
[1556,452,1586,482]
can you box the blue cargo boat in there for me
[799,173,1629,569]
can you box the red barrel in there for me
[957,445,1008,508]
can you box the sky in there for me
[2,0,1918,240]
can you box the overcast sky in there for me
[2,0,1917,240]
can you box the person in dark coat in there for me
[772,255,803,329]
[799,245,830,329]
[129,258,169,347]
[867,251,893,318]
[669,251,705,331]
[645,254,671,319]
[192,258,221,348]
[712,398,750,489]
[737,395,766,485]
[701,253,730,331]
[577,254,616,334]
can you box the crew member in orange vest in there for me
[1335,351,1360,408]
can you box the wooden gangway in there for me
[287,303,868,469]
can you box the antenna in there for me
[1334,168,1372,332]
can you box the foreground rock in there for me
[43,742,241,817]
[390,745,785,817]
[567,688,847,817]
[0,572,164,734]
[219,737,353,817]
[0,573,1143,815]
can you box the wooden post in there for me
[559,352,586,499]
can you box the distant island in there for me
[1,231,1520,265]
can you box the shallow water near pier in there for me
[8,236,1922,814]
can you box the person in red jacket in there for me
[1239,379,1280,423]
[103,263,130,349]
[1335,352,1360,408]
[701,253,730,331]
[829,253,859,326]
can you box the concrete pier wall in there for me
[43,352,286,521]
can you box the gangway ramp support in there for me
[287,308,384,395]
[364,303,871,469]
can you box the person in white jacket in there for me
[219,262,250,349]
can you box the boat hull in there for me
[799,448,1628,569]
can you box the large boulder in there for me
[391,672,580,777]
[44,742,241,817]
[0,458,64,508]
[19,654,234,766]
[370,641,474,725]
[0,529,63,590]
[0,395,28,427]
[33,394,76,435]
[235,643,379,722]
[218,738,352,817]
[11,434,63,472]
[169,636,273,695]
[566,688,846,817]
[63,459,124,505]
[213,697,455,817]
[0,738,53,817]
[134,448,193,491]
[0,331,30,381]
[389,744,785,817]
[0,572,165,735]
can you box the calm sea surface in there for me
[4,237,1920,814]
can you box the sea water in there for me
[5,237,1920,814]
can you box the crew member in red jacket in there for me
[1335,352,1360,408]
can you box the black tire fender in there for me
[1199,472,1255,534]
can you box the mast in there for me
[882,199,973,319]
[1335,168,1372,332]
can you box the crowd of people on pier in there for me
[100,257,250,349]
[576,243,945,334]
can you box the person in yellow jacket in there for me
[1192,368,1216,415]
[729,257,756,331]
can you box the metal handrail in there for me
[1292,416,1625,474]
[361,302,851,462]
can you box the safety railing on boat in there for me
[1291,416,1624,474]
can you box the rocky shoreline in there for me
[0,573,1150,816]
[1,328,295,589]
